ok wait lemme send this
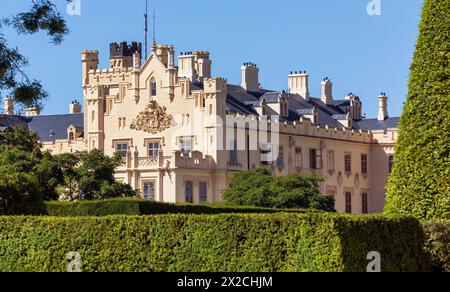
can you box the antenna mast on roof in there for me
[144,0,148,60]
[152,7,157,52]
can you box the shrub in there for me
[43,199,312,217]
[222,168,334,211]
[423,221,450,272]
[0,214,431,272]
[385,0,450,220]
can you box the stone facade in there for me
[0,41,399,214]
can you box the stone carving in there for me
[130,101,175,134]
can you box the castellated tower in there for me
[81,50,99,87]
[110,42,142,69]
[85,85,107,151]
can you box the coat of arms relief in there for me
[130,101,176,134]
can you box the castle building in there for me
[0,41,399,214]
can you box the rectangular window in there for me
[115,143,129,157]
[277,146,284,168]
[361,154,368,174]
[295,148,302,168]
[310,149,322,169]
[345,192,352,214]
[199,182,208,203]
[260,144,273,166]
[345,153,352,172]
[142,181,156,201]
[179,138,192,155]
[362,193,369,214]
[327,151,335,171]
[147,141,160,158]
[229,140,238,162]
[185,181,194,203]
[389,155,394,173]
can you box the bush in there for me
[222,168,334,211]
[43,199,312,217]
[385,0,450,220]
[0,214,431,272]
[423,221,450,272]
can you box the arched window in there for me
[69,132,75,141]
[151,80,157,97]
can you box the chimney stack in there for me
[288,71,310,101]
[24,107,39,117]
[241,63,260,92]
[321,77,333,105]
[194,51,212,81]
[70,100,82,114]
[4,97,14,115]
[178,52,197,82]
[378,92,389,121]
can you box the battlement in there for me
[110,42,142,59]
[172,150,211,169]
[224,113,373,144]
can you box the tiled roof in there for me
[225,84,399,131]
[356,117,400,131]
[0,113,84,142]
[27,113,84,142]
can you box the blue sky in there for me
[1,0,424,117]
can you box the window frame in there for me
[310,149,322,169]
[276,146,284,168]
[362,192,369,214]
[142,180,156,201]
[199,181,208,204]
[185,180,194,203]
[179,138,193,156]
[344,153,352,173]
[294,147,302,169]
[345,192,352,214]
[114,141,130,157]
[146,140,161,158]
[361,154,368,174]
[151,79,157,97]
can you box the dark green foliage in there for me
[385,0,450,220]
[5,0,69,45]
[222,168,334,211]
[0,127,61,214]
[56,150,137,200]
[423,221,450,272]
[0,214,431,272]
[0,0,68,111]
[43,199,311,217]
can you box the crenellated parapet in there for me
[224,114,373,144]
[171,150,212,169]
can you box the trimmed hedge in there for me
[43,199,312,217]
[0,213,431,272]
[423,221,450,272]
[385,0,450,220]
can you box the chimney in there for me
[241,63,259,92]
[70,100,82,114]
[24,107,39,117]
[288,71,309,101]
[378,92,389,121]
[321,77,333,105]
[194,51,211,81]
[155,45,175,68]
[4,97,14,115]
[178,52,197,82]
